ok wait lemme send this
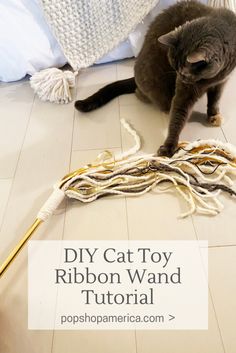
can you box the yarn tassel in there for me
[30,68,78,104]
[208,0,236,11]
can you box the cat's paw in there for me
[208,114,223,127]
[158,144,176,157]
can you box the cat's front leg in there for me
[207,83,225,126]
[158,81,201,157]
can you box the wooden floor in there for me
[0,59,236,353]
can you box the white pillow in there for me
[0,0,66,82]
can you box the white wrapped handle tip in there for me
[37,189,65,221]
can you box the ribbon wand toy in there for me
[1,119,236,278]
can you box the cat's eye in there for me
[191,60,207,70]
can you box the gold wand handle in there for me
[0,167,90,279]
[0,218,43,278]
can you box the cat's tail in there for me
[75,77,136,112]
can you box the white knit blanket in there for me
[40,0,158,70]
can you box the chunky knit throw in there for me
[208,0,236,11]
[39,0,158,70]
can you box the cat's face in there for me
[158,20,224,84]
[168,46,222,84]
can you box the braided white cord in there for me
[119,119,141,158]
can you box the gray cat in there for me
[75,0,236,157]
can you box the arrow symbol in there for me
[168,315,175,321]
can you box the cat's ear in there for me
[187,51,206,63]
[158,29,179,47]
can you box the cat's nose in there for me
[179,68,191,77]
[178,73,194,84]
